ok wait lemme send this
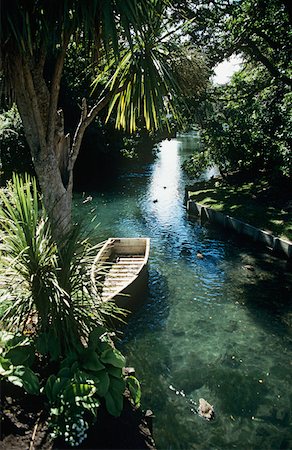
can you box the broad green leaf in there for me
[126,376,141,407]
[109,376,126,397]
[100,348,125,368]
[80,349,105,372]
[6,345,35,367]
[60,352,78,369]
[95,369,110,397]
[104,389,123,417]
[45,374,57,402]
[106,366,123,378]
[94,340,111,353]
[0,356,12,374]
[0,331,22,350]
[88,326,107,349]
[8,366,40,395]
[52,377,70,400]
[57,367,71,379]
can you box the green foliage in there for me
[1,326,141,447]
[172,0,291,86]
[178,0,291,181]
[0,331,40,395]
[0,105,33,182]
[0,173,122,354]
[199,66,292,179]
[182,149,212,179]
[126,376,142,408]
[1,0,208,135]
[45,328,138,446]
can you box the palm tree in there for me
[1,0,208,239]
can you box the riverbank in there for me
[186,178,292,243]
[1,387,156,450]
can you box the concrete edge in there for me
[186,198,292,259]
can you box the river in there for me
[75,134,292,450]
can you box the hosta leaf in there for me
[88,326,107,349]
[0,356,12,374]
[52,376,70,400]
[45,374,57,402]
[80,349,105,372]
[57,367,71,379]
[109,376,125,397]
[60,352,78,369]
[6,345,35,367]
[104,389,123,417]
[95,369,110,397]
[8,366,40,395]
[100,348,125,368]
[106,366,123,378]
[126,376,141,407]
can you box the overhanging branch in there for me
[244,37,292,87]
[69,83,128,171]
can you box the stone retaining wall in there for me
[186,198,292,259]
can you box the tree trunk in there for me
[33,149,73,238]
[11,50,115,240]
[12,53,74,239]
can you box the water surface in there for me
[75,134,292,450]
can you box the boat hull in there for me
[91,237,150,311]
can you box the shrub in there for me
[0,106,33,182]
[0,173,121,354]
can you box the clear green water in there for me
[75,135,292,450]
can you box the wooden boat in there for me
[91,237,150,309]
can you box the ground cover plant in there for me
[188,178,292,242]
[0,174,141,447]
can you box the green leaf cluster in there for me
[0,173,122,355]
[1,326,141,446]
[199,66,292,180]
[0,105,33,181]
[44,327,140,444]
[0,331,39,395]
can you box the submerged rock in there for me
[243,264,255,271]
[198,398,215,421]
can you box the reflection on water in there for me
[75,135,292,450]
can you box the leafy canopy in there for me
[1,0,209,132]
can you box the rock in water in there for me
[243,264,255,271]
[198,398,215,421]
[197,251,204,259]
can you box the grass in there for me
[188,178,292,242]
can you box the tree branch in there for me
[69,84,127,170]
[46,32,70,149]
[244,37,292,86]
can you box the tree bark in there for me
[12,52,73,238]
[11,50,118,240]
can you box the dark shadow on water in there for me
[119,267,170,344]
[204,221,292,338]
